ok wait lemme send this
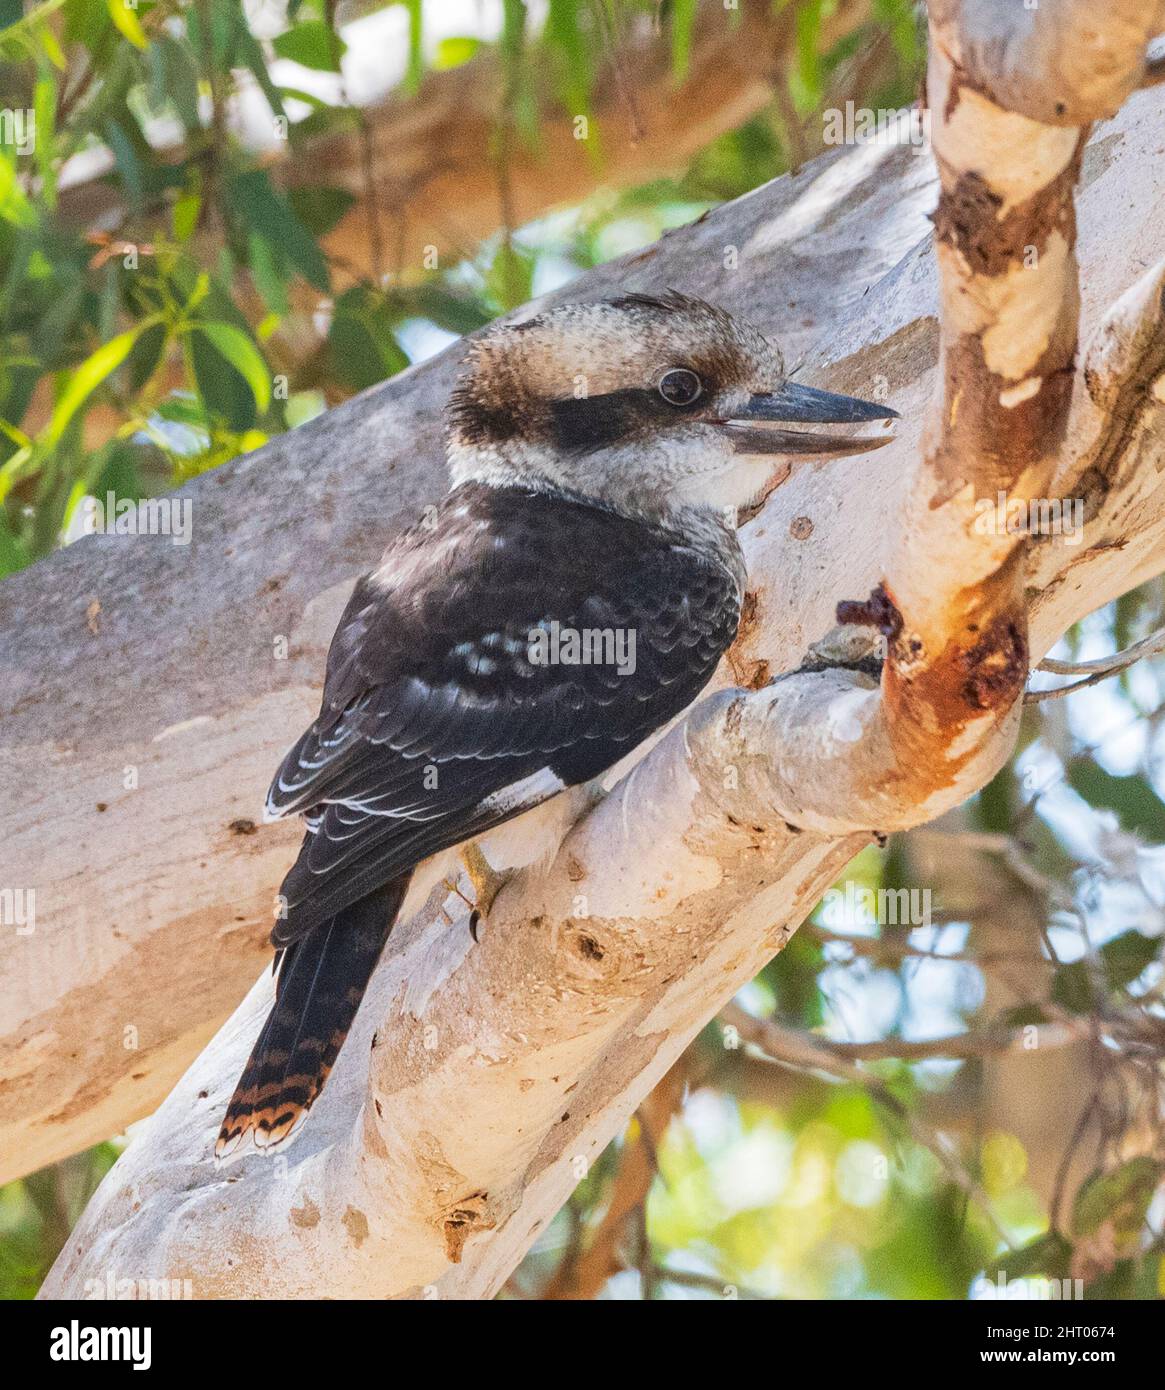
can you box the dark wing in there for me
[267,482,740,943]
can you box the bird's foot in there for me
[445,843,508,941]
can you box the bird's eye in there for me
[658,368,703,407]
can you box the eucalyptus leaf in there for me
[45,322,149,446]
[272,20,345,73]
[193,322,271,413]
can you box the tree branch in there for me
[17,5,1165,1299]
[1028,624,1165,701]
[725,1012,1089,1064]
[927,0,1165,124]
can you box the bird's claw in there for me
[446,843,508,940]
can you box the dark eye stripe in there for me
[549,389,656,452]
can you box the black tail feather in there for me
[216,874,411,1157]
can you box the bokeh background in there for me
[2,0,1163,1299]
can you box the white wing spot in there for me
[477,768,566,817]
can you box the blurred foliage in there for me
[5,0,1163,1307]
[0,0,922,575]
[0,1144,119,1298]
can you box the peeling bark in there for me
[928,0,1165,125]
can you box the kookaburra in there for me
[217,291,896,1157]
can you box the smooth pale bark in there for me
[20,3,1165,1296]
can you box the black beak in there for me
[724,381,899,457]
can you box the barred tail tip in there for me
[214,1094,313,1161]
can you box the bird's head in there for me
[446,291,896,523]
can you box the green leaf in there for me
[873,0,924,68]
[273,20,345,72]
[45,323,148,446]
[285,103,359,142]
[186,331,256,432]
[63,0,113,49]
[248,232,288,316]
[1100,930,1160,990]
[1051,959,1094,1014]
[326,314,382,394]
[85,436,143,502]
[228,170,329,292]
[761,927,826,1028]
[1066,763,1165,839]
[1113,589,1143,655]
[33,71,57,207]
[791,0,827,112]
[545,0,592,117]
[157,34,201,133]
[234,23,287,121]
[0,0,70,51]
[192,323,271,413]
[172,186,201,242]
[205,0,240,68]
[669,0,696,82]
[0,507,31,576]
[125,320,167,393]
[434,35,479,70]
[326,288,408,393]
[154,393,208,428]
[106,0,147,49]
[181,270,211,318]
[403,0,423,92]
[683,118,783,202]
[1072,1157,1162,1253]
[286,186,355,238]
[0,444,34,503]
[105,116,144,207]
[273,85,329,110]
[0,416,31,451]
[484,241,534,313]
[0,154,35,226]
[404,285,491,336]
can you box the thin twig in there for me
[807,920,1048,967]
[909,827,1078,915]
[1027,625,1165,702]
[723,1004,1084,1063]
[1050,1091,1100,1233]
[650,1265,769,1300]
[772,78,809,174]
[721,1004,1017,1251]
